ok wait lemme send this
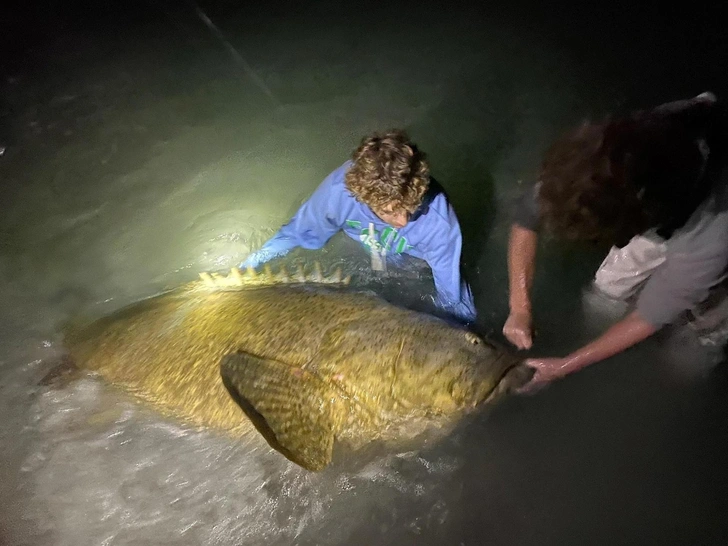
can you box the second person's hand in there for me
[503,310,533,350]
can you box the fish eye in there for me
[465,332,481,345]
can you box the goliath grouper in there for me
[62,265,531,471]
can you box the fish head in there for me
[401,329,531,413]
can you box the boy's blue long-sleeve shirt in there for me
[242,162,476,322]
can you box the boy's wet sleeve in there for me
[240,167,349,268]
[424,206,477,323]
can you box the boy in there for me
[241,130,476,323]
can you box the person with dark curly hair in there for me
[241,130,476,322]
[503,92,728,389]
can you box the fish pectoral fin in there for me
[220,351,340,472]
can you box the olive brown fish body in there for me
[64,270,527,470]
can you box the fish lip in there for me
[482,361,532,404]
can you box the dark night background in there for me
[1,1,727,545]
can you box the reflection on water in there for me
[1,1,727,544]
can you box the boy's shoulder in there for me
[411,177,454,226]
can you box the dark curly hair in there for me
[345,130,430,213]
[538,104,717,247]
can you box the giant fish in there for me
[62,265,531,471]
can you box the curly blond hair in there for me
[345,130,430,213]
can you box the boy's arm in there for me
[423,206,477,323]
[241,167,349,268]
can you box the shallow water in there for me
[1,1,727,544]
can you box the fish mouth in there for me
[483,362,534,404]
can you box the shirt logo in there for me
[345,220,412,253]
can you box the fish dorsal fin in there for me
[220,351,342,471]
[198,262,351,291]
